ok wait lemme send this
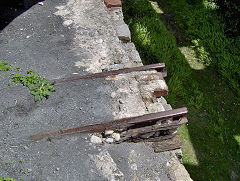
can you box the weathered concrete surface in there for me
[0,0,192,180]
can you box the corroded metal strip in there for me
[53,63,165,83]
[152,135,182,152]
[30,107,187,141]
[120,117,187,139]
[132,134,176,143]
[119,107,187,126]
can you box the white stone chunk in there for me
[146,102,165,113]
[112,133,121,141]
[63,20,73,26]
[90,135,102,144]
[105,130,114,136]
[105,138,114,144]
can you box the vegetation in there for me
[5,161,13,165]
[9,68,55,102]
[0,60,55,102]
[215,0,240,37]
[0,60,12,71]
[0,178,15,181]
[160,0,240,97]
[122,0,240,180]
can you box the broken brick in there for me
[153,88,168,97]
[104,0,122,8]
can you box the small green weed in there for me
[8,67,55,102]
[0,60,12,71]
[22,169,27,175]
[1,61,55,102]
[191,39,211,66]
[19,160,24,163]
[0,178,15,181]
[5,161,13,165]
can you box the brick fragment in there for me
[153,135,182,153]
[153,88,168,97]
[104,0,122,8]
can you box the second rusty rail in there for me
[30,107,187,141]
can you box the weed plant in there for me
[0,178,15,181]
[0,60,55,102]
[8,68,55,102]
[0,60,12,71]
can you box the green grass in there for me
[0,178,15,181]
[159,0,240,97]
[122,0,240,180]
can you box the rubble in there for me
[90,135,102,144]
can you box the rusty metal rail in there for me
[30,107,187,141]
[53,63,166,83]
[119,116,187,141]
[153,135,183,153]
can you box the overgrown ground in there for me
[122,0,240,180]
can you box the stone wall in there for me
[54,0,192,180]
[105,4,192,181]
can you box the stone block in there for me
[158,97,172,111]
[135,72,164,81]
[157,96,168,105]
[108,63,124,70]
[116,23,131,41]
[146,102,165,113]
[139,80,168,97]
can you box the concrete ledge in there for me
[0,0,192,180]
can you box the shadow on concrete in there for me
[0,0,43,30]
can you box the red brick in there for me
[153,88,168,97]
[104,0,122,8]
